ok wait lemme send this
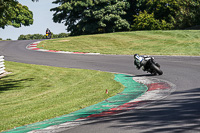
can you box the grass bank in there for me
[0,61,124,132]
[38,30,200,56]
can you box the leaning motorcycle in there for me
[137,56,163,75]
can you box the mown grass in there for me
[38,30,200,56]
[0,61,124,132]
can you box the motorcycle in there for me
[46,32,52,39]
[135,56,163,75]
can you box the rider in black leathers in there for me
[134,54,160,71]
[134,54,147,70]
[46,28,52,39]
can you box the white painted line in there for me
[37,49,49,52]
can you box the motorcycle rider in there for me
[46,28,51,39]
[134,54,147,70]
[134,54,160,70]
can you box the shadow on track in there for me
[81,88,200,133]
[125,74,162,77]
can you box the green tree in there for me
[18,35,26,40]
[18,34,45,40]
[18,33,69,40]
[175,0,200,29]
[0,0,37,29]
[138,0,200,29]
[124,0,147,25]
[50,0,200,33]
[145,0,179,22]
[132,10,173,30]
[57,33,69,38]
[51,0,130,35]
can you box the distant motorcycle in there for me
[46,32,51,39]
[134,55,163,75]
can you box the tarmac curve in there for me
[0,40,200,133]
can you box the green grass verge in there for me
[38,30,200,56]
[0,61,124,132]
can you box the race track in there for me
[0,40,200,133]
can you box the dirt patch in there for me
[58,40,70,42]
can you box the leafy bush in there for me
[57,33,69,38]
[131,10,173,30]
[18,34,44,40]
[52,33,69,38]
[18,33,69,40]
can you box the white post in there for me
[0,56,5,74]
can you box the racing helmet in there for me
[134,54,139,59]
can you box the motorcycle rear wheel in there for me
[151,63,163,75]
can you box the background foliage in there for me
[1,0,200,36]
[51,0,200,35]
[18,33,69,40]
[131,10,173,30]
[51,0,130,35]
[0,0,34,28]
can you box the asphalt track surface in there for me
[0,40,200,133]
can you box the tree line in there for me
[18,33,69,40]
[0,33,69,40]
[1,0,200,36]
[51,0,200,35]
